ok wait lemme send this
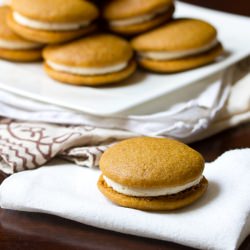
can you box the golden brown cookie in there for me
[98,175,208,211]
[98,137,208,211]
[0,47,42,62]
[103,0,174,35]
[139,43,223,73]
[8,0,99,44]
[0,6,42,62]
[44,60,136,86]
[43,34,137,86]
[131,18,223,72]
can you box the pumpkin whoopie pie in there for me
[0,6,43,62]
[43,33,137,86]
[103,0,174,35]
[98,137,208,211]
[7,0,99,44]
[131,18,223,73]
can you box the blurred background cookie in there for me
[43,33,136,86]
[0,6,43,62]
[7,0,99,44]
[102,0,174,35]
[131,18,223,72]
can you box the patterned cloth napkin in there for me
[0,57,249,174]
[0,120,135,174]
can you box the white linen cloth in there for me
[1,149,250,250]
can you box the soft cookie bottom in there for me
[44,60,137,86]
[98,175,208,211]
[138,43,223,73]
[0,47,42,62]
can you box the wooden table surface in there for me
[1,1,250,249]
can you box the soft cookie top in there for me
[131,18,217,52]
[103,0,173,20]
[11,0,99,23]
[100,137,204,188]
[43,33,133,67]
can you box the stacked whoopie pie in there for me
[1,0,223,86]
[131,19,223,73]
[98,137,208,211]
[43,34,136,86]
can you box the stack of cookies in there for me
[0,0,223,86]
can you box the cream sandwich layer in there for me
[47,60,128,75]
[103,175,203,197]
[13,12,92,31]
[139,38,218,60]
[110,5,170,27]
[0,38,42,49]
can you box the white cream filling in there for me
[0,38,43,50]
[103,175,203,197]
[139,38,218,61]
[47,60,128,75]
[13,12,92,31]
[110,5,170,27]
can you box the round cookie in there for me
[103,0,174,35]
[98,137,208,211]
[43,34,137,86]
[139,43,223,73]
[131,18,223,72]
[0,6,43,62]
[98,176,208,210]
[8,0,99,44]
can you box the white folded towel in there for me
[1,149,249,250]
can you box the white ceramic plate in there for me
[0,2,249,116]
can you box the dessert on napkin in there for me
[1,149,249,250]
[98,137,208,211]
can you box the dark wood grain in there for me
[191,123,250,162]
[0,1,250,249]
[181,0,250,16]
